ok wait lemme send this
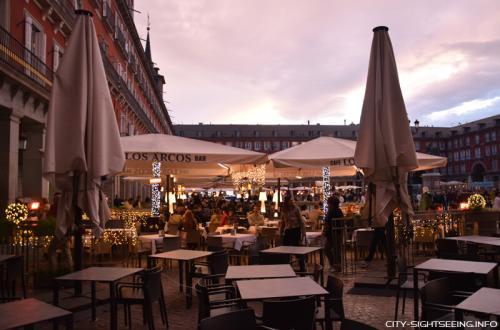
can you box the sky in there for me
[134,0,500,127]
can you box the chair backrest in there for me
[340,319,377,330]
[420,277,453,321]
[435,239,458,259]
[206,236,224,251]
[397,256,409,283]
[260,227,278,246]
[186,229,202,245]
[199,308,257,330]
[141,266,164,302]
[195,279,211,322]
[208,250,229,275]
[325,275,345,320]
[262,296,316,330]
[356,230,373,248]
[163,236,181,252]
[4,255,24,297]
[259,252,290,265]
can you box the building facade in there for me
[175,114,500,185]
[0,0,173,209]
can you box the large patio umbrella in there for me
[267,136,444,175]
[120,134,266,176]
[354,26,418,277]
[43,10,125,272]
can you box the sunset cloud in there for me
[134,0,500,127]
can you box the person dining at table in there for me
[208,208,223,233]
[279,194,306,246]
[247,204,265,227]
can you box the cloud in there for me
[133,0,500,126]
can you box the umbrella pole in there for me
[73,172,83,296]
[277,178,281,215]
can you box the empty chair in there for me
[355,230,375,260]
[1,255,26,300]
[206,236,224,252]
[185,229,202,250]
[262,296,316,330]
[420,277,470,322]
[316,275,345,328]
[394,257,426,320]
[260,227,278,247]
[162,236,181,252]
[296,263,324,284]
[435,239,459,259]
[340,319,377,330]
[193,250,229,279]
[196,277,242,325]
[259,252,290,265]
[199,308,258,330]
[116,266,168,330]
[127,239,151,268]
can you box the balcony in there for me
[100,48,157,133]
[0,26,53,91]
[103,2,115,33]
[115,28,127,57]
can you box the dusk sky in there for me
[134,0,500,127]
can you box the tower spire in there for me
[144,14,153,65]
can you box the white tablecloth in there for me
[211,233,257,251]
[139,234,177,254]
[352,228,374,242]
[305,231,323,245]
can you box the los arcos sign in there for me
[125,152,208,163]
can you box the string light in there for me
[5,203,29,226]
[322,167,330,214]
[231,164,266,190]
[151,161,161,217]
[468,194,486,210]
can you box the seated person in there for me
[300,204,310,219]
[308,203,324,230]
[247,204,265,227]
[208,208,222,233]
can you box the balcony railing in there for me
[0,26,53,91]
[103,2,115,33]
[100,48,157,133]
[115,28,127,57]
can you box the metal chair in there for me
[420,277,471,322]
[262,296,316,330]
[0,255,26,301]
[116,266,168,330]
[316,275,345,329]
[199,308,258,330]
[394,257,426,320]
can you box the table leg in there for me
[186,260,193,308]
[413,268,419,320]
[91,281,96,321]
[179,260,184,292]
[109,282,117,330]
[53,281,60,306]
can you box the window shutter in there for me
[25,16,32,49]
[53,44,60,71]
[40,32,46,63]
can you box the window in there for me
[414,142,420,151]
[460,151,465,160]
[485,132,490,143]
[196,131,202,137]
[447,141,452,149]
[491,131,497,141]
[245,142,252,150]
[272,141,280,151]
[216,131,221,137]
[282,141,290,149]
[465,149,471,160]
[272,130,278,137]
[453,139,458,148]
[254,142,261,150]
[254,131,260,137]
[485,146,490,157]
[120,113,128,135]
[235,130,241,137]
[492,159,498,170]
[0,0,10,30]
[475,147,481,158]
[448,166,453,175]
[465,136,470,146]
[475,135,480,144]
[24,15,46,64]
[460,164,466,173]
[454,151,459,161]
[263,141,270,151]
[492,145,497,155]
[53,43,63,71]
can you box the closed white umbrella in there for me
[43,11,125,267]
[354,26,418,227]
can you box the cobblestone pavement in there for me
[32,259,415,330]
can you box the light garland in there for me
[5,203,28,225]
[231,165,266,190]
[468,194,486,210]
[322,167,330,214]
[151,161,161,217]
